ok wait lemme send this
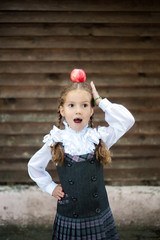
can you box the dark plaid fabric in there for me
[52,206,119,240]
[64,152,95,162]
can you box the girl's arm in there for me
[28,143,58,195]
[90,81,135,149]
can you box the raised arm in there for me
[90,81,135,149]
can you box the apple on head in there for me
[70,69,86,83]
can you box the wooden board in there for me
[0,145,159,159]
[0,9,160,23]
[0,0,160,185]
[0,134,160,147]
[0,73,160,86]
[1,85,160,98]
[0,121,159,134]
[0,0,160,11]
[1,49,160,61]
[1,23,160,37]
[0,61,160,75]
[0,11,160,23]
[0,36,160,49]
[0,158,159,185]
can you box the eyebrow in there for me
[66,101,90,103]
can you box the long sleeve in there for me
[28,142,58,195]
[98,98,135,149]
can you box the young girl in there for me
[28,69,135,240]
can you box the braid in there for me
[95,140,111,166]
[51,108,64,166]
[89,113,111,166]
[89,114,94,128]
[51,142,64,166]
[57,108,62,129]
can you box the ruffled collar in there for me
[43,120,100,150]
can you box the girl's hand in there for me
[52,185,65,200]
[90,81,102,106]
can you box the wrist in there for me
[94,96,102,106]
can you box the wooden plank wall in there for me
[0,0,160,186]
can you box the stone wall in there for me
[0,185,160,226]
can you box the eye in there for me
[68,103,74,108]
[83,103,88,108]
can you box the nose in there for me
[75,105,82,114]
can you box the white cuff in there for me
[99,98,112,112]
[45,182,58,196]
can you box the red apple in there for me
[70,69,86,82]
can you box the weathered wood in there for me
[0,110,159,124]
[0,98,59,111]
[0,168,159,185]
[111,145,160,158]
[0,158,159,185]
[0,36,159,49]
[103,168,160,184]
[0,85,160,98]
[0,97,160,111]
[128,122,160,134]
[0,11,160,23]
[0,134,159,147]
[0,120,159,135]
[117,135,160,145]
[0,61,160,75]
[0,1,159,186]
[1,158,160,169]
[0,113,58,122]
[0,146,159,159]
[0,147,39,159]
[132,111,160,121]
[0,73,160,87]
[109,158,160,169]
[1,49,160,61]
[1,23,160,37]
[0,0,160,11]
[0,156,160,183]
[104,179,160,186]
[0,168,58,183]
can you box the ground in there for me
[0,225,160,240]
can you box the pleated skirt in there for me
[52,206,119,240]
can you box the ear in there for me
[90,107,94,117]
[60,105,65,117]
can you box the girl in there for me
[28,69,135,240]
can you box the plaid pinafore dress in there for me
[52,152,119,240]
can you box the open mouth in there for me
[74,118,82,124]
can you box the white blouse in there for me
[28,98,135,196]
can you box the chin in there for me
[74,126,83,132]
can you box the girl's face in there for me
[60,89,94,132]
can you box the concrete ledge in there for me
[0,186,160,226]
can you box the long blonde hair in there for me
[51,82,111,166]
